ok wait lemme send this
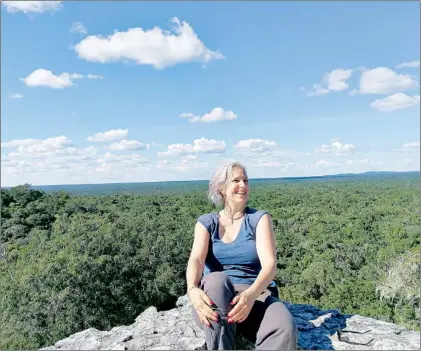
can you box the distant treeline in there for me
[0,174,419,349]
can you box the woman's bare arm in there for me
[246,213,277,298]
[186,221,210,291]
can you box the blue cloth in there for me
[197,207,277,287]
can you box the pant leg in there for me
[190,272,238,350]
[238,289,298,350]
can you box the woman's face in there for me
[223,166,249,206]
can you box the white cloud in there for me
[180,107,238,123]
[87,74,103,79]
[2,138,45,148]
[354,67,418,95]
[87,129,128,142]
[74,17,224,69]
[158,137,226,156]
[2,1,62,14]
[9,92,23,99]
[401,141,420,150]
[233,139,277,155]
[158,144,194,157]
[1,136,73,157]
[192,137,226,154]
[23,69,79,89]
[70,22,87,35]
[22,69,103,88]
[307,68,353,96]
[370,93,420,112]
[316,139,355,155]
[108,140,149,151]
[396,60,420,69]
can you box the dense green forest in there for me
[1,174,420,349]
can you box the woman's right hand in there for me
[189,287,219,326]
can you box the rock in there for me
[40,296,420,350]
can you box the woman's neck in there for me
[223,204,246,220]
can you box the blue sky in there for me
[1,1,420,186]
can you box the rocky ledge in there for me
[41,295,420,350]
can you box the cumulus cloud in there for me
[2,1,62,14]
[315,139,355,155]
[87,129,128,142]
[9,92,23,99]
[1,136,73,155]
[108,140,149,151]
[158,137,225,156]
[22,69,102,89]
[233,139,277,155]
[352,67,418,95]
[370,93,420,112]
[22,69,77,89]
[180,107,238,123]
[307,68,353,96]
[74,17,224,69]
[396,60,420,69]
[70,22,87,35]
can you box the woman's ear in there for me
[219,185,226,199]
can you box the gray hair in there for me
[208,161,247,206]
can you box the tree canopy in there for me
[0,174,419,349]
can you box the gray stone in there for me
[40,295,420,350]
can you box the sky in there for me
[1,1,420,186]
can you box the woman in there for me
[186,162,298,350]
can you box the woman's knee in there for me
[202,272,232,291]
[201,272,235,305]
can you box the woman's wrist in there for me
[187,284,198,294]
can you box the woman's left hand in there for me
[227,289,257,323]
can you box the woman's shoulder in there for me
[196,212,217,232]
[246,207,270,228]
[246,207,270,217]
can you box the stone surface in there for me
[40,295,420,350]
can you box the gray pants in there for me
[191,272,298,350]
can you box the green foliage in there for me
[0,174,419,349]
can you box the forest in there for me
[0,173,420,349]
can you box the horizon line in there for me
[2,170,419,189]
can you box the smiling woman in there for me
[185,161,298,350]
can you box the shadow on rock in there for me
[285,301,351,350]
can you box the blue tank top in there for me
[197,207,277,287]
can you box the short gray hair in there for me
[208,161,247,206]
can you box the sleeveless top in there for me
[197,207,277,287]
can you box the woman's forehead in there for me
[231,167,247,178]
